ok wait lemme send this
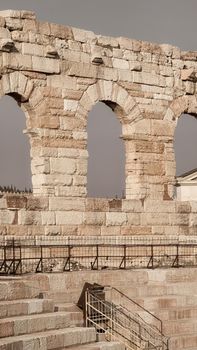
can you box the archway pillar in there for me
[122,117,176,200]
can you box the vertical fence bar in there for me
[4,245,6,274]
[177,244,179,267]
[68,245,71,271]
[96,245,99,270]
[19,244,22,275]
[12,238,15,275]
[40,245,43,272]
[124,245,126,269]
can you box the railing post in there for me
[177,244,179,267]
[124,245,126,269]
[12,238,15,275]
[96,245,99,270]
[4,245,6,274]
[19,244,22,275]
[85,289,88,327]
[40,245,43,272]
[68,245,71,271]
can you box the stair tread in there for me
[62,341,124,349]
[0,327,95,344]
[0,310,81,323]
[0,298,52,305]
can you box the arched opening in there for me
[87,102,125,198]
[174,113,197,200]
[0,95,32,192]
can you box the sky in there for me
[0,0,196,195]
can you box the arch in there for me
[0,95,32,191]
[0,72,34,102]
[164,95,197,122]
[76,81,143,125]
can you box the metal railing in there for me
[85,286,169,350]
[1,238,197,275]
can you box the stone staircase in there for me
[0,278,124,350]
[134,293,197,350]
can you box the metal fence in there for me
[1,238,197,275]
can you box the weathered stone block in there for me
[106,212,127,226]
[56,211,83,225]
[32,56,60,74]
[50,158,76,175]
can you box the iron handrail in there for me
[86,288,169,350]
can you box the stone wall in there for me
[0,9,197,237]
[0,194,196,236]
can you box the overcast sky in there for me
[0,0,196,195]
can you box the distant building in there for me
[176,168,197,200]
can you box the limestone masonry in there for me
[0,9,197,237]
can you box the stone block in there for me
[0,210,16,224]
[0,27,11,39]
[97,35,119,48]
[73,175,86,186]
[6,195,27,209]
[0,10,36,19]
[3,52,32,71]
[50,23,73,39]
[106,212,127,226]
[42,211,55,225]
[0,16,5,27]
[122,200,143,213]
[32,56,60,74]
[22,43,44,56]
[26,197,49,210]
[113,58,129,70]
[18,210,42,225]
[83,212,105,225]
[49,197,85,211]
[56,211,83,225]
[72,27,95,42]
[127,213,140,225]
[47,75,77,90]
[50,158,76,175]
[64,99,78,112]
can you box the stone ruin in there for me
[0,9,196,238]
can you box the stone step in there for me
[62,341,125,350]
[163,318,197,336]
[54,302,81,313]
[0,327,96,350]
[40,291,79,303]
[170,333,197,349]
[0,279,40,301]
[0,298,54,318]
[134,294,197,311]
[153,305,197,321]
[0,311,83,338]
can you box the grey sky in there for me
[0,0,196,193]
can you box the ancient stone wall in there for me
[0,10,197,237]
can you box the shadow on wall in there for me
[0,95,32,192]
[87,102,125,198]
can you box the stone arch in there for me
[76,81,143,125]
[164,95,197,122]
[0,72,33,103]
[0,72,39,192]
[75,81,145,200]
[163,95,197,200]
